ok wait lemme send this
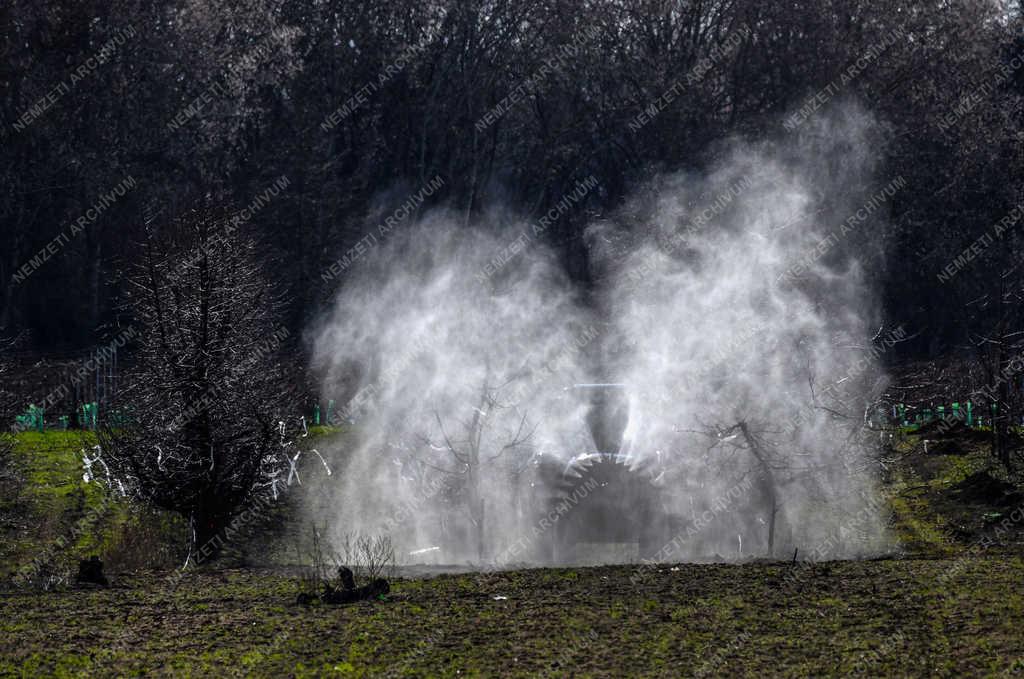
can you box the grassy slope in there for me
[886,427,1024,556]
[0,427,352,581]
[1,428,1024,677]
[0,431,129,581]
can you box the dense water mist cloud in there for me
[589,104,893,559]
[311,210,599,562]
[310,105,892,566]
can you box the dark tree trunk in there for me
[739,422,778,558]
[193,506,231,559]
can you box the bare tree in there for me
[687,418,786,557]
[684,326,904,559]
[420,372,536,562]
[939,225,1024,470]
[968,270,1024,471]
[98,206,296,557]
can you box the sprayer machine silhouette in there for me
[531,384,679,563]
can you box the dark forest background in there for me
[1,0,1022,362]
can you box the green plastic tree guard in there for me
[79,402,98,430]
[18,404,44,432]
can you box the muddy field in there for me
[1,556,1023,677]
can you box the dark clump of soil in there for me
[951,471,1023,508]
[921,438,960,455]
[76,556,109,587]
[320,577,389,604]
[296,566,390,605]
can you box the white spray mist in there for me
[311,104,892,567]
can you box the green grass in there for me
[886,429,1024,551]
[1,431,184,583]
[12,430,97,502]
[305,424,350,439]
[0,425,358,581]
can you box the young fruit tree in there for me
[98,206,296,559]
[419,371,537,562]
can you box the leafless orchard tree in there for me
[932,220,1024,470]
[682,416,793,558]
[966,269,1024,471]
[684,327,907,558]
[419,372,537,562]
[97,206,298,557]
[689,413,878,559]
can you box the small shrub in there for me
[295,522,332,602]
[339,532,397,586]
[294,524,395,604]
